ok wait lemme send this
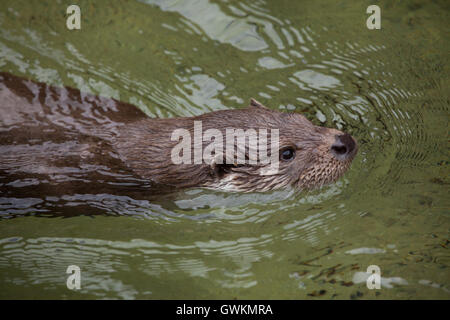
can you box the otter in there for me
[0,72,357,196]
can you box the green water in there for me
[0,0,449,299]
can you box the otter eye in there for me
[280,147,295,161]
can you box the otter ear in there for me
[249,98,268,109]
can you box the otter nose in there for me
[331,133,356,160]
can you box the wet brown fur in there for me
[0,72,357,194]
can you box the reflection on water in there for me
[0,0,448,299]
[142,0,269,51]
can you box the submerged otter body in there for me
[0,72,357,196]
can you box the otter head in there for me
[204,99,358,192]
[114,98,358,193]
